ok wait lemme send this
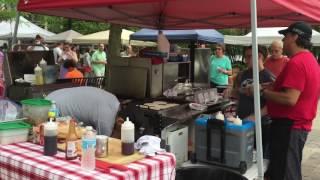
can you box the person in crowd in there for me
[264,39,289,77]
[91,43,107,77]
[262,22,320,180]
[46,86,124,137]
[0,47,4,98]
[53,42,63,65]
[63,59,83,79]
[58,42,78,78]
[120,45,136,57]
[2,43,8,52]
[233,45,275,157]
[209,43,232,93]
[157,31,170,60]
[27,34,49,51]
[82,47,92,77]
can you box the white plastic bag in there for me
[0,100,21,122]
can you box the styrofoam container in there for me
[0,121,31,145]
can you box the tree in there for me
[0,0,18,21]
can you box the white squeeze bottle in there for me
[39,58,47,70]
[39,58,47,84]
[233,116,242,126]
[81,126,96,170]
[215,111,225,121]
[121,117,135,155]
[34,64,44,85]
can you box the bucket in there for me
[21,99,52,125]
[176,166,248,180]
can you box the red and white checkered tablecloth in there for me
[0,142,176,180]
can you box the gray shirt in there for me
[236,69,274,119]
[47,86,120,136]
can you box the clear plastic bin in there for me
[21,99,52,125]
[0,121,31,145]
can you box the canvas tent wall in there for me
[0,16,55,40]
[130,28,224,43]
[46,30,82,43]
[72,29,156,47]
[17,0,320,178]
[224,27,320,45]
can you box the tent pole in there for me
[250,0,264,179]
[189,41,196,82]
[11,11,20,50]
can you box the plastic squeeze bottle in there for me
[65,119,78,160]
[215,111,225,121]
[121,117,135,155]
[233,116,242,126]
[34,64,44,85]
[40,58,50,84]
[43,119,57,156]
[81,126,96,170]
[49,100,60,118]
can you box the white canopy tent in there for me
[224,27,320,46]
[72,29,156,47]
[0,16,55,40]
[46,30,82,43]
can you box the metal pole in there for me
[250,0,264,179]
[11,11,21,49]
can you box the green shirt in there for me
[209,55,232,85]
[91,50,107,76]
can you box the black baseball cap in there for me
[279,21,312,39]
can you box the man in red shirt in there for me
[264,39,289,77]
[263,22,320,180]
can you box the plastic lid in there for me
[48,111,56,118]
[122,117,134,129]
[0,121,31,131]
[21,99,52,106]
[233,116,242,126]
[40,58,47,64]
[86,126,93,131]
[35,64,41,70]
[44,121,57,130]
[215,111,224,121]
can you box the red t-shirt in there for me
[267,51,320,131]
[264,56,289,77]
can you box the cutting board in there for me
[57,138,145,164]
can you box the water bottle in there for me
[49,100,60,118]
[81,126,96,170]
[34,64,44,85]
[121,117,135,155]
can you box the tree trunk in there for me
[105,23,122,89]
[107,24,122,64]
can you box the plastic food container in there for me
[0,121,31,145]
[21,99,52,125]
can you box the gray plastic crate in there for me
[195,114,255,174]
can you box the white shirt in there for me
[53,47,63,64]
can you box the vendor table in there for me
[0,142,176,180]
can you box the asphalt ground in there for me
[302,102,320,180]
